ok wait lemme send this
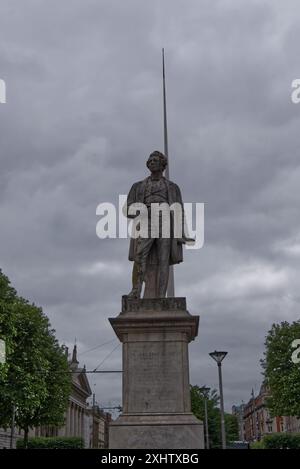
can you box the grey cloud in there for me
[1,0,300,410]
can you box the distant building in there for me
[31,345,112,448]
[86,404,112,448]
[242,382,300,442]
[0,345,112,449]
[0,427,23,449]
[232,404,246,441]
[32,345,93,446]
[243,383,274,441]
[284,416,300,433]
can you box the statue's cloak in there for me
[125,176,184,265]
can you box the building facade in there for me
[31,345,93,446]
[1,345,112,449]
[241,383,300,442]
[86,405,112,448]
[232,404,246,441]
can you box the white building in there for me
[1,345,111,448]
[31,345,92,445]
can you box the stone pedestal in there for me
[109,297,204,449]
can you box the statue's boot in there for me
[127,262,146,299]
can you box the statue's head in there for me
[146,151,168,173]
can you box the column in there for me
[74,405,78,436]
[69,403,73,436]
[78,408,81,437]
[71,403,75,436]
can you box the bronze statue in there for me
[124,150,189,299]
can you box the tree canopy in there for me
[0,269,71,444]
[190,384,238,448]
[262,320,300,417]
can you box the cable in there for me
[78,339,117,356]
[93,343,121,372]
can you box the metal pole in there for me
[10,404,15,449]
[162,48,169,177]
[204,397,209,449]
[218,362,226,449]
[162,48,175,298]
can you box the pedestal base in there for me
[109,297,204,449]
[110,414,204,449]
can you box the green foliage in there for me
[254,433,300,449]
[225,413,239,443]
[0,271,18,379]
[0,269,71,444]
[17,436,84,449]
[191,385,220,448]
[261,321,300,417]
[250,440,265,449]
[190,385,239,448]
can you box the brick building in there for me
[240,382,300,442]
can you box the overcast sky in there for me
[1,0,300,414]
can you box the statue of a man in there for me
[125,150,188,299]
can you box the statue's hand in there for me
[177,236,195,245]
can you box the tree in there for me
[0,271,19,380]
[225,413,239,443]
[0,270,71,446]
[190,385,238,448]
[261,320,300,417]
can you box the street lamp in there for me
[200,386,210,449]
[209,350,227,449]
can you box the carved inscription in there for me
[127,342,183,413]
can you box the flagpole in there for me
[162,48,169,179]
[162,48,175,297]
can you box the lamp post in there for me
[200,386,210,449]
[209,350,227,449]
